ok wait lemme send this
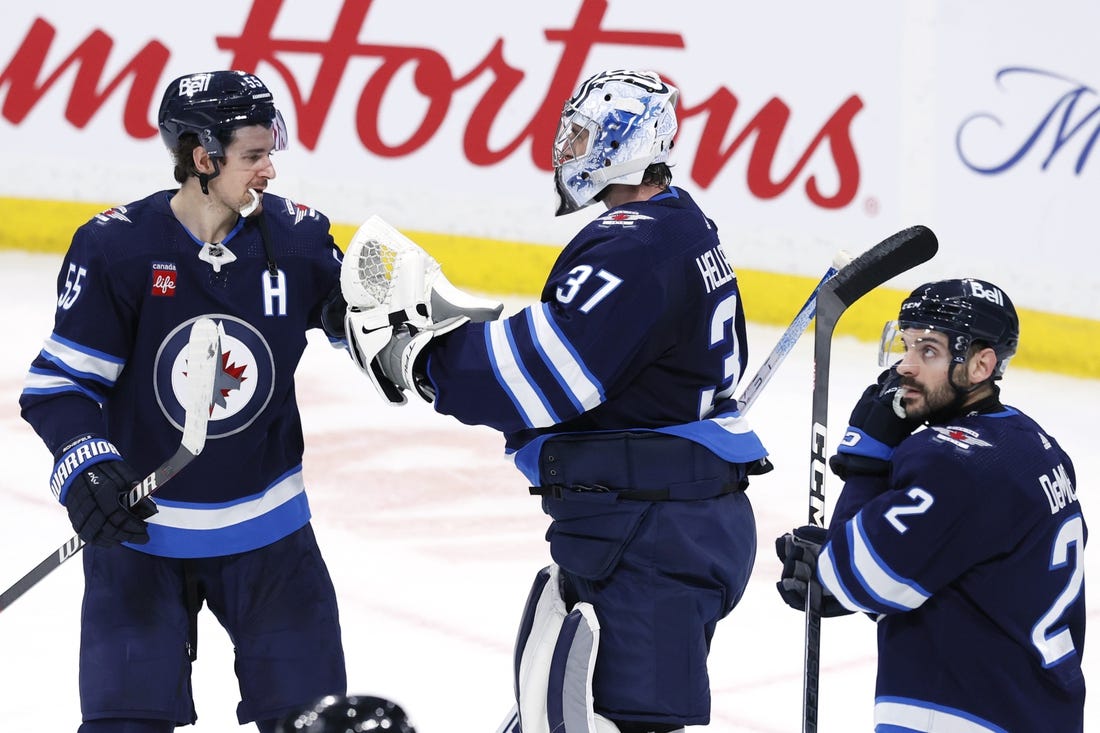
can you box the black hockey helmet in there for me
[157,70,288,157]
[275,694,416,733]
[890,277,1020,378]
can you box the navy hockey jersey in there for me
[421,187,766,479]
[20,190,343,558]
[820,407,1085,732]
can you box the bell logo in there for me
[968,281,1004,305]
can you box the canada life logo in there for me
[0,0,863,210]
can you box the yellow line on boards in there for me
[3,197,1095,379]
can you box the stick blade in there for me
[180,318,220,456]
[828,225,938,307]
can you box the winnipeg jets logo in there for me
[212,347,250,411]
[155,315,275,439]
[284,199,319,225]
[93,206,132,224]
[930,425,993,451]
[597,210,654,228]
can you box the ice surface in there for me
[0,252,1094,732]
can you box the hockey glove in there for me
[775,526,852,618]
[52,435,156,547]
[375,316,470,402]
[320,283,348,341]
[829,366,922,479]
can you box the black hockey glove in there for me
[775,526,852,618]
[829,366,922,479]
[320,284,348,341]
[53,435,156,547]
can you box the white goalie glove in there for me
[341,215,504,404]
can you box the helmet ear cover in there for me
[157,70,288,158]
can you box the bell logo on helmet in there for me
[178,73,213,98]
[967,280,1004,306]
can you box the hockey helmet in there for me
[275,694,416,733]
[158,70,288,157]
[553,69,679,216]
[880,278,1020,378]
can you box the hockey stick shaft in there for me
[0,318,220,613]
[736,251,853,414]
[801,225,938,732]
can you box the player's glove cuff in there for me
[837,426,895,461]
[50,434,123,504]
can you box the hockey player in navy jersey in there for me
[776,278,1085,732]
[19,71,348,732]
[342,69,769,733]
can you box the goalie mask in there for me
[880,278,1020,380]
[553,69,679,216]
[158,70,288,158]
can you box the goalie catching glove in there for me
[340,215,503,404]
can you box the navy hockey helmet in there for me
[882,278,1020,378]
[157,70,288,158]
[275,694,416,733]
[553,69,679,216]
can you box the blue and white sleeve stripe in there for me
[847,513,932,612]
[22,365,107,403]
[817,541,876,614]
[40,332,125,386]
[485,317,559,428]
[526,303,604,413]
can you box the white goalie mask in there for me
[553,69,679,216]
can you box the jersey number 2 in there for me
[1031,514,1085,667]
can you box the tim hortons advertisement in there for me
[1,0,1098,326]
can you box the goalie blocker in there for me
[340,215,503,404]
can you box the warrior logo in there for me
[154,315,275,439]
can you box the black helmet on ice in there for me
[275,694,416,733]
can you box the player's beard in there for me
[897,376,958,422]
[898,367,975,423]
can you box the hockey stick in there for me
[0,318,220,613]
[800,225,938,733]
[735,250,853,413]
[491,252,860,733]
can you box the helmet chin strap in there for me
[198,158,221,195]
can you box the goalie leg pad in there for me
[515,565,607,733]
[548,603,601,733]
